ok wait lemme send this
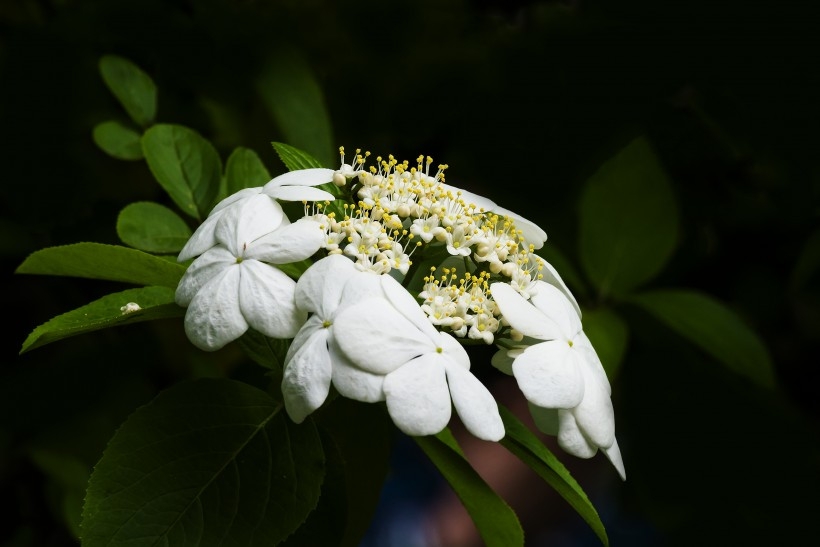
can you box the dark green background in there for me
[2,1,818,546]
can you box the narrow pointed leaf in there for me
[226,146,272,195]
[116,201,193,253]
[142,124,223,220]
[98,54,157,127]
[627,288,776,388]
[581,307,629,380]
[272,141,325,171]
[256,48,334,168]
[16,242,187,287]
[415,429,524,547]
[579,136,679,297]
[92,120,144,160]
[498,405,609,546]
[81,378,325,547]
[20,286,181,354]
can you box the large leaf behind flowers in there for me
[81,379,325,547]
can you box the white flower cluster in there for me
[174,148,625,480]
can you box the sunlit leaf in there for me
[579,137,679,297]
[628,288,776,388]
[498,405,609,546]
[272,141,325,171]
[98,54,157,127]
[116,201,193,254]
[257,48,335,168]
[81,378,325,547]
[92,120,143,160]
[142,124,223,220]
[581,307,629,380]
[20,285,181,354]
[415,429,524,547]
[15,242,187,288]
[225,146,272,195]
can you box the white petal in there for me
[334,298,434,374]
[294,254,358,315]
[438,332,470,369]
[529,281,581,338]
[380,274,439,339]
[284,315,324,364]
[210,187,263,216]
[490,282,564,340]
[528,403,560,436]
[440,183,497,212]
[238,260,305,339]
[383,355,451,436]
[266,185,335,202]
[215,194,284,255]
[575,331,612,396]
[263,168,335,190]
[175,246,235,306]
[329,337,385,402]
[246,218,324,264]
[444,360,504,441]
[281,328,332,423]
[603,438,626,481]
[493,205,547,249]
[511,341,585,409]
[184,266,247,351]
[571,358,616,449]
[556,410,598,459]
[177,213,223,262]
[490,348,515,375]
[538,260,581,319]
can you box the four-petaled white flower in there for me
[175,193,325,351]
[332,272,505,441]
[490,280,626,480]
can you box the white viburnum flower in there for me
[175,193,325,351]
[178,168,335,262]
[281,254,386,423]
[489,280,626,480]
[333,273,505,441]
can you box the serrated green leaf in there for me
[20,286,181,354]
[15,242,187,287]
[581,307,629,380]
[272,141,325,171]
[142,124,223,220]
[116,201,193,254]
[225,146,272,195]
[256,48,334,168]
[627,288,776,388]
[92,120,144,160]
[98,54,157,127]
[81,378,325,547]
[498,405,609,546]
[415,429,524,547]
[579,137,679,298]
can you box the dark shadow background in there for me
[2,1,819,546]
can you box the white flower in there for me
[333,273,505,441]
[490,280,626,480]
[178,168,335,261]
[175,194,325,351]
[281,254,386,423]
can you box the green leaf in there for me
[20,285,182,354]
[81,378,325,547]
[98,54,157,127]
[627,288,776,388]
[116,201,193,254]
[236,328,290,384]
[225,146,272,195]
[790,228,820,291]
[498,405,609,546]
[256,48,335,168]
[578,137,679,298]
[581,307,629,380]
[142,124,223,220]
[92,120,144,160]
[16,242,187,288]
[415,429,524,547]
[272,141,325,171]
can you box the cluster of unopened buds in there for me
[174,147,626,480]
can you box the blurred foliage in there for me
[2,0,819,546]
